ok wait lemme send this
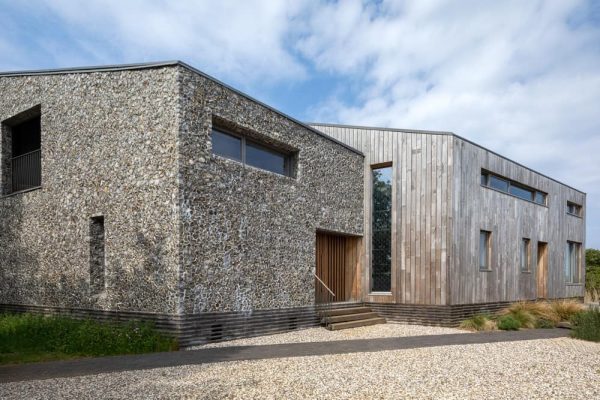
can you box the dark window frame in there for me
[480,169,547,206]
[211,125,295,177]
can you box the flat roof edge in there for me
[311,122,585,195]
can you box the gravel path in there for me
[191,323,466,349]
[1,337,598,399]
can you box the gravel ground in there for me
[190,323,467,349]
[1,337,598,399]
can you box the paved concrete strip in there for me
[0,328,569,383]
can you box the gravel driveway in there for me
[191,323,467,349]
[1,336,598,399]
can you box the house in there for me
[0,62,586,345]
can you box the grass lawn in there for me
[0,313,178,365]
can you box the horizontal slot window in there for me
[211,125,294,177]
[481,170,546,205]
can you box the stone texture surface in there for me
[177,66,364,313]
[0,68,181,313]
[0,64,364,315]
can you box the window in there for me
[565,241,581,284]
[1,109,41,195]
[520,238,531,272]
[371,165,392,292]
[211,126,293,177]
[566,202,582,217]
[480,170,546,205]
[479,230,491,270]
[89,216,106,295]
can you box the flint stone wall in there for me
[177,66,364,314]
[0,64,364,315]
[0,68,181,314]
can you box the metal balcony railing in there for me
[11,149,41,193]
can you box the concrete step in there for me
[323,312,380,324]
[319,307,373,317]
[327,317,386,331]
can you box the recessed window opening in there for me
[479,230,492,270]
[566,201,582,217]
[211,125,294,177]
[565,241,581,284]
[89,216,106,295]
[480,170,546,205]
[520,238,531,272]
[2,111,41,194]
[371,165,392,292]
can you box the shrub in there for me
[497,315,521,330]
[551,300,585,321]
[0,313,178,364]
[459,314,496,331]
[571,308,600,342]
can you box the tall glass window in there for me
[371,166,392,292]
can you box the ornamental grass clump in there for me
[459,314,496,331]
[551,300,585,321]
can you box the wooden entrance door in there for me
[315,232,361,304]
[537,242,548,299]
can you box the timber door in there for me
[315,232,361,304]
[537,242,548,298]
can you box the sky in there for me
[1,0,599,247]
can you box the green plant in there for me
[459,314,496,331]
[570,308,600,342]
[0,313,178,365]
[497,315,521,330]
[500,301,559,325]
[535,318,556,329]
[586,249,600,301]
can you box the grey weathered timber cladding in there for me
[311,123,586,306]
[451,136,585,304]
[311,124,453,306]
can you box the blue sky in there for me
[1,0,599,247]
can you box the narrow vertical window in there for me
[479,230,491,270]
[520,238,531,272]
[565,241,581,283]
[90,216,106,294]
[371,165,392,292]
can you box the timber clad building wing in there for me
[0,61,586,345]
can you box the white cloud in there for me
[33,0,309,86]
